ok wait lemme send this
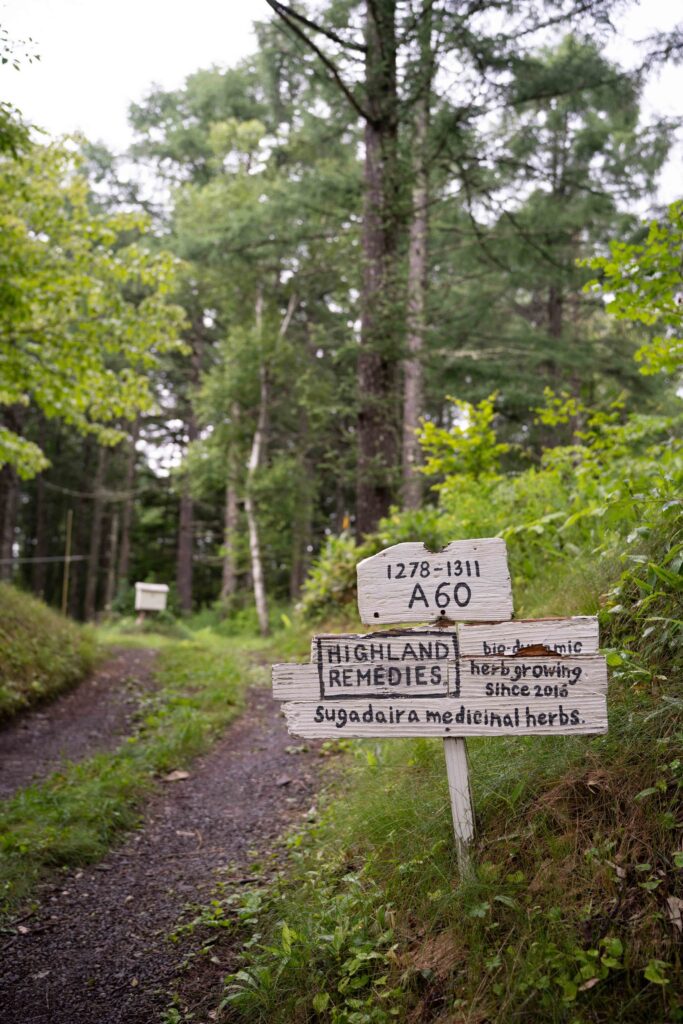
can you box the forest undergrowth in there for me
[173,393,682,1024]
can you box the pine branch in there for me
[265,0,366,53]
[264,0,372,124]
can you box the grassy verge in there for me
[0,584,96,721]
[169,549,682,1024]
[0,632,258,918]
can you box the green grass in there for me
[0,584,96,720]
[167,543,682,1024]
[207,687,681,1024]
[0,633,260,918]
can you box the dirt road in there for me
[0,654,322,1023]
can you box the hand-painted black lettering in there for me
[408,583,429,609]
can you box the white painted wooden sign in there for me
[271,539,609,869]
[356,539,513,625]
[459,616,599,658]
[273,618,606,737]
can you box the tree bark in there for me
[176,334,202,616]
[176,414,197,616]
[117,420,139,587]
[548,284,563,339]
[0,464,19,582]
[220,467,239,604]
[84,446,108,621]
[32,472,48,598]
[245,290,269,636]
[245,368,270,637]
[402,19,431,511]
[104,510,119,613]
[0,407,24,582]
[245,292,298,636]
[356,0,401,537]
[289,474,312,601]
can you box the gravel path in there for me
[0,648,158,799]
[0,678,322,1024]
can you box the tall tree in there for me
[0,140,186,480]
[402,0,433,510]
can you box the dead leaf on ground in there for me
[275,775,292,787]
[666,895,682,933]
[163,770,190,783]
[409,930,461,980]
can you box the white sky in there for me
[0,0,681,200]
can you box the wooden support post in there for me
[443,737,474,874]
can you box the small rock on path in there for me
[0,685,323,1024]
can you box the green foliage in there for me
[581,201,683,374]
[193,668,682,1023]
[304,385,682,626]
[419,392,510,485]
[0,140,186,477]
[0,584,96,720]
[300,533,378,622]
[0,634,254,916]
[222,874,401,1023]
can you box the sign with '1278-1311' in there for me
[356,538,513,625]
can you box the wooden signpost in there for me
[272,540,608,871]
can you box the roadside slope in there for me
[0,584,96,721]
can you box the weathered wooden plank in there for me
[282,693,608,738]
[272,663,318,701]
[315,630,458,666]
[459,616,599,658]
[457,655,607,699]
[356,539,513,625]
[272,659,451,701]
[311,626,458,659]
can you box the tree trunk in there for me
[245,361,270,637]
[104,510,119,613]
[0,464,19,582]
[0,406,24,582]
[84,446,108,621]
[245,292,297,636]
[289,472,312,601]
[117,421,139,587]
[548,284,563,339]
[290,396,313,601]
[176,416,197,616]
[357,0,401,536]
[220,471,239,604]
[176,335,202,616]
[32,472,48,598]
[402,24,431,511]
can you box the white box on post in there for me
[134,582,169,613]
